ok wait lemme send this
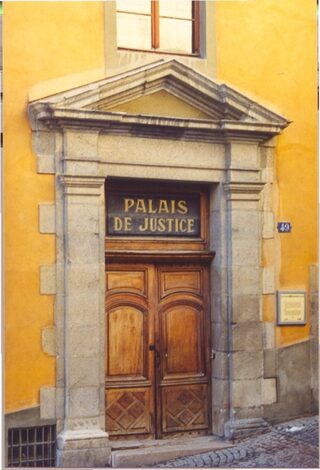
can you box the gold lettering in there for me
[139,218,149,231]
[157,218,166,232]
[158,200,169,214]
[124,198,135,213]
[180,219,187,232]
[147,199,157,214]
[124,217,132,231]
[187,218,195,233]
[113,217,123,231]
[177,200,188,214]
[170,200,176,214]
[167,218,174,232]
[136,199,147,213]
[150,218,157,232]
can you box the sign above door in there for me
[107,192,200,237]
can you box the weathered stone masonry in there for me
[28,59,291,466]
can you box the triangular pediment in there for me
[29,59,290,142]
[31,59,288,124]
[106,90,212,120]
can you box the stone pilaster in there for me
[55,175,110,467]
[209,183,229,436]
[222,160,269,438]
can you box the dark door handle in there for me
[149,344,161,368]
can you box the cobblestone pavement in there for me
[156,415,319,468]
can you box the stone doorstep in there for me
[111,436,234,467]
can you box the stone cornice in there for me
[59,175,105,196]
[224,182,265,201]
[30,103,287,144]
[28,59,290,146]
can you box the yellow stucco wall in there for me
[4,1,105,413]
[5,0,317,413]
[215,0,317,346]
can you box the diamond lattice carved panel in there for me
[106,389,150,436]
[162,385,208,433]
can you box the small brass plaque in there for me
[277,291,306,325]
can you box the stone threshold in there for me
[111,435,234,467]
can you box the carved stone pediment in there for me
[29,59,289,143]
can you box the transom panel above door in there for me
[105,263,211,439]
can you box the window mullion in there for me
[192,0,200,54]
[151,0,159,49]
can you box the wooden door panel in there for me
[161,303,204,377]
[106,270,147,296]
[106,388,151,437]
[105,262,210,439]
[160,270,202,299]
[105,264,155,439]
[107,305,146,377]
[161,384,208,434]
[157,265,210,437]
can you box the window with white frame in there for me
[116,0,200,56]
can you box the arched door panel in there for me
[160,302,205,378]
[156,266,210,437]
[105,265,155,438]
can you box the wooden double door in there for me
[105,262,211,439]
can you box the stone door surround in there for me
[29,59,289,467]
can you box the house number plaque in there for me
[107,192,200,237]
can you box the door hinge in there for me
[210,349,216,360]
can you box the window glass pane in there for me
[159,0,192,20]
[117,0,151,15]
[159,18,192,54]
[117,12,151,49]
